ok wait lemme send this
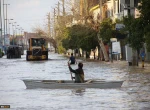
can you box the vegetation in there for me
[62,24,99,52]
[99,18,115,44]
[138,0,150,51]
[120,0,150,52]
[123,16,145,50]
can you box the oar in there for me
[68,62,73,80]
[85,80,93,83]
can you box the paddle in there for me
[70,72,73,81]
[85,80,93,83]
[68,62,73,80]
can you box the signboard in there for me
[112,41,121,54]
[124,10,128,17]
[115,23,125,30]
[125,44,132,62]
[110,38,117,42]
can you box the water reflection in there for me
[72,89,85,96]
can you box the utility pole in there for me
[53,8,57,53]
[100,0,102,22]
[53,8,56,38]
[47,12,51,37]
[80,0,83,22]
[12,22,16,45]
[62,0,65,16]
[0,0,2,46]
[57,2,60,19]
[3,0,5,48]
[5,4,10,36]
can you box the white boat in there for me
[23,80,123,89]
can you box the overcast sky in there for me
[3,0,59,34]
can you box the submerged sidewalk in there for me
[103,60,150,74]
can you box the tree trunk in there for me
[132,50,138,66]
[137,49,140,66]
[98,38,109,62]
[98,45,100,60]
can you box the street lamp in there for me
[4,4,10,35]
[8,19,13,35]
[12,22,16,45]
[0,0,2,46]
[19,27,23,36]
[21,29,24,36]
[3,3,10,54]
[16,25,19,36]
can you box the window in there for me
[120,4,124,12]
[125,0,130,5]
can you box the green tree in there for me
[62,24,98,53]
[138,0,150,51]
[123,15,145,66]
[79,26,98,52]
[99,18,115,43]
[123,16,144,50]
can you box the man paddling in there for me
[68,62,84,83]
[68,53,77,64]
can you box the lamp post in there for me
[18,27,22,45]
[21,29,24,36]
[3,0,5,52]
[8,19,13,35]
[3,3,10,54]
[5,4,10,36]
[12,22,16,45]
[16,25,19,36]
[0,0,2,46]
[19,27,23,36]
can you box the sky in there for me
[3,0,59,34]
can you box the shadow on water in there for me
[48,58,67,61]
[71,89,86,96]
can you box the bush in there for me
[57,46,66,54]
[0,49,4,57]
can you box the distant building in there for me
[16,35,24,45]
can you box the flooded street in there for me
[0,53,150,110]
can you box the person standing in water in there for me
[68,53,77,64]
[140,50,146,67]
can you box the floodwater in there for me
[0,53,150,110]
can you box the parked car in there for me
[7,45,21,59]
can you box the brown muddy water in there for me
[0,53,150,110]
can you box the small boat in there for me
[22,80,123,89]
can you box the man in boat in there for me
[68,53,77,64]
[68,62,84,83]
